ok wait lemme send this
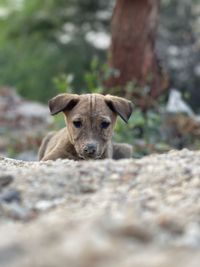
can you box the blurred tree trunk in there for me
[105,0,167,108]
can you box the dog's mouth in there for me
[78,153,102,160]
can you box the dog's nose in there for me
[84,143,97,156]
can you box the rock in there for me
[0,175,13,188]
[0,189,21,203]
[105,219,153,242]
[166,89,194,116]
[1,202,36,221]
[0,87,53,159]
[0,87,52,129]
[0,150,200,266]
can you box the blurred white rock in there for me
[166,89,194,116]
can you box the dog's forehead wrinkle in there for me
[72,95,111,120]
[90,114,111,122]
[72,115,82,121]
[78,95,106,108]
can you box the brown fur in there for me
[38,93,133,161]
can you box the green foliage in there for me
[53,56,107,94]
[53,73,74,94]
[0,0,108,102]
[53,113,66,130]
[0,35,59,101]
[84,57,107,94]
[114,107,167,158]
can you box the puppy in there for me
[38,93,133,161]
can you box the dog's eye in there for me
[100,121,110,129]
[73,121,82,128]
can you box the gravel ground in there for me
[0,149,200,267]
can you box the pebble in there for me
[79,177,99,193]
[107,220,152,242]
[0,175,14,188]
[0,189,21,203]
[1,202,37,221]
[35,199,65,211]
[157,214,184,235]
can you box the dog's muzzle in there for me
[83,143,97,158]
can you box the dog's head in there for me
[49,93,133,159]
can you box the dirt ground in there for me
[0,149,200,267]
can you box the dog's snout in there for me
[84,143,97,156]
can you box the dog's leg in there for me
[40,139,78,161]
[38,132,55,160]
[101,141,113,159]
[112,143,133,159]
[41,148,77,161]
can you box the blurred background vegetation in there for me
[0,0,112,101]
[0,0,200,159]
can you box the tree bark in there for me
[105,0,167,107]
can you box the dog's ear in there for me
[49,94,80,115]
[105,95,133,123]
